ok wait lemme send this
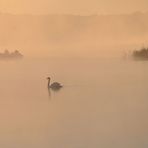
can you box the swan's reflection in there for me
[47,87,62,99]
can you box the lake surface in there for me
[0,58,148,148]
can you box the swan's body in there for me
[47,77,62,90]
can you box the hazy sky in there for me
[0,0,148,15]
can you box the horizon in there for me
[0,10,147,16]
[0,0,148,15]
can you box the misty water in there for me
[0,58,148,148]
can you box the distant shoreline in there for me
[0,50,23,60]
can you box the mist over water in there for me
[0,12,148,58]
[0,58,147,148]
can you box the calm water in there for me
[0,58,148,148]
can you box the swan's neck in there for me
[48,79,50,87]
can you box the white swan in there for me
[47,77,63,90]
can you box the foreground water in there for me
[0,58,147,148]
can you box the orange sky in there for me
[0,0,148,15]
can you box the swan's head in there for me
[47,77,51,80]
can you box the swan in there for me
[47,77,63,90]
